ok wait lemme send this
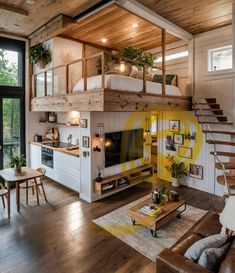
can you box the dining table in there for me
[0,167,43,218]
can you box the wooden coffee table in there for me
[127,197,186,237]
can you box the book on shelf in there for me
[138,205,163,217]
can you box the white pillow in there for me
[184,234,228,262]
[220,196,235,232]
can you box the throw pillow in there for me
[220,196,235,232]
[184,234,228,262]
[198,242,230,271]
[152,74,176,85]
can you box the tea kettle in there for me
[152,189,161,204]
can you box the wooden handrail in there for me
[31,50,167,98]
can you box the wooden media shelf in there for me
[94,164,154,195]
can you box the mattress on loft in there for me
[73,74,182,96]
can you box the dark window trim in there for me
[0,37,25,169]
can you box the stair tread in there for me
[207,140,235,146]
[198,121,233,125]
[217,175,235,185]
[194,109,223,112]
[215,162,235,170]
[203,130,235,135]
[196,114,225,117]
[193,103,219,105]
[210,151,235,157]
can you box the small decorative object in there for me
[144,157,150,165]
[95,165,103,182]
[189,164,203,180]
[82,136,89,148]
[165,154,187,187]
[184,131,196,141]
[95,123,104,141]
[173,133,184,145]
[165,135,176,151]
[159,187,170,204]
[169,190,179,202]
[178,146,193,159]
[48,112,56,123]
[152,189,161,204]
[169,120,180,132]
[10,154,26,174]
[80,119,88,128]
[29,43,52,69]
[93,146,101,152]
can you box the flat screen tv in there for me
[105,128,144,168]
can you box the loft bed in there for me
[30,51,192,112]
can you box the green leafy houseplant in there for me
[10,154,26,173]
[29,44,52,69]
[165,154,187,186]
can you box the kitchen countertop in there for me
[30,141,80,157]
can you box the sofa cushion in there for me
[198,242,230,271]
[193,212,222,237]
[219,238,235,273]
[184,234,228,262]
[172,233,203,255]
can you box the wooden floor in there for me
[0,176,223,273]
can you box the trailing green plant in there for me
[165,154,187,179]
[29,44,52,67]
[9,154,26,168]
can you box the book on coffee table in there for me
[138,205,163,217]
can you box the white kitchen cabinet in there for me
[30,144,41,169]
[54,151,80,192]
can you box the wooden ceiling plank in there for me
[0,3,28,16]
[116,0,193,41]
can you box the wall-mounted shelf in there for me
[39,121,79,127]
[94,164,154,195]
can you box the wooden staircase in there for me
[193,97,235,196]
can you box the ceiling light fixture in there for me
[132,23,138,28]
[101,38,107,43]
[26,0,36,4]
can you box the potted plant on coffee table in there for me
[10,154,26,174]
[165,154,187,187]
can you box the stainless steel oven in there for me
[41,147,53,169]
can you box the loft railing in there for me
[31,51,165,99]
[193,96,228,196]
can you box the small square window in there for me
[208,45,233,72]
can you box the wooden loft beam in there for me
[116,0,193,42]
[0,3,28,16]
[29,15,75,47]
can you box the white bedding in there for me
[73,74,182,96]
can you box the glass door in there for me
[0,98,22,168]
[0,37,25,169]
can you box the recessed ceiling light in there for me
[26,0,35,4]
[101,38,107,43]
[132,23,138,28]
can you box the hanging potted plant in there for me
[165,154,187,187]
[29,43,52,69]
[10,154,26,174]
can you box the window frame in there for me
[0,37,25,168]
[205,42,234,76]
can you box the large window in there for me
[0,37,25,169]
[207,45,233,72]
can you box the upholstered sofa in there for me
[156,210,235,273]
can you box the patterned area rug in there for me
[93,195,207,261]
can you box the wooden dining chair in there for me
[19,167,48,205]
[0,183,8,209]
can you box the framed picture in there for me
[165,135,176,151]
[80,119,88,128]
[184,131,196,142]
[189,164,203,180]
[169,120,180,132]
[173,133,184,145]
[82,136,89,148]
[178,146,192,159]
